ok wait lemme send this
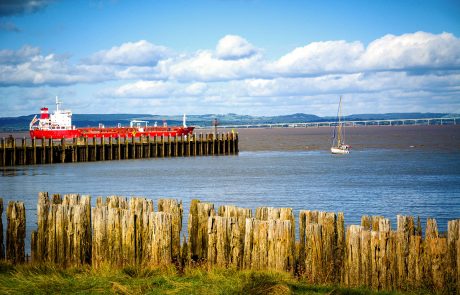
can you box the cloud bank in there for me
[1,32,459,115]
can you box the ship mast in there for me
[56,96,62,112]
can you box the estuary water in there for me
[1,126,460,252]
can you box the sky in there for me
[0,0,459,117]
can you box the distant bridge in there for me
[207,117,459,129]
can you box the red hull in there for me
[30,126,195,139]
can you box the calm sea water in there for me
[1,146,459,252]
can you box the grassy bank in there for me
[0,262,427,295]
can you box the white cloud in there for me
[215,35,259,60]
[88,40,170,66]
[0,45,40,64]
[99,80,210,98]
[271,40,364,75]
[358,31,460,70]
[157,50,263,82]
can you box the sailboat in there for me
[330,96,350,154]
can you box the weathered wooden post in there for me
[161,135,165,158]
[101,136,105,161]
[148,212,173,266]
[6,201,26,264]
[207,216,242,269]
[396,215,414,290]
[447,219,459,293]
[158,199,183,261]
[125,136,129,159]
[12,138,16,166]
[154,135,158,158]
[147,136,151,158]
[84,137,89,162]
[193,134,197,156]
[49,138,53,164]
[168,135,172,157]
[344,225,362,287]
[36,192,50,262]
[32,137,37,164]
[60,138,66,163]
[22,138,27,165]
[132,136,136,159]
[188,200,215,261]
[0,198,4,259]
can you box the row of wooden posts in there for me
[0,132,238,166]
[1,194,459,293]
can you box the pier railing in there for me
[1,194,459,293]
[0,133,238,166]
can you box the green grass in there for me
[0,262,427,295]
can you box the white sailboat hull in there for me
[331,146,350,154]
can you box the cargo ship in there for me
[29,98,195,139]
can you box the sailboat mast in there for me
[337,96,342,146]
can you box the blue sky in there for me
[1,0,459,117]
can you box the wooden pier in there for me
[1,194,459,293]
[0,133,238,167]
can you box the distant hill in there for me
[0,112,458,131]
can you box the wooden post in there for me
[147,136,151,158]
[117,136,121,160]
[0,198,4,259]
[108,136,112,160]
[161,135,165,158]
[22,138,27,165]
[168,135,172,157]
[193,134,197,156]
[188,134,192,157]
[101,136,105,161]
[188,200,215,261]
[32,137,37,165]
[148,212,173,266]
[6,201,26,264]
[175,135,178,157]
[181,135,184,156]
[93,137,97,161]
[154,135,158,158]
[408,234,423,289]
[158,199,183,261]
[36,192,50,262]
[49,138,53,164]
[132,136,136,159]
[125,136,129,159]
[1,138,4,166]
[60,138,66,163]
[447,219,459,293]
[396,215,414,290]
[72,138,77,162]
[207,216,242,268]
[85,137,89,162]
[140,136,144,158]
[235,132,239,154]
[12,138,16,165]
